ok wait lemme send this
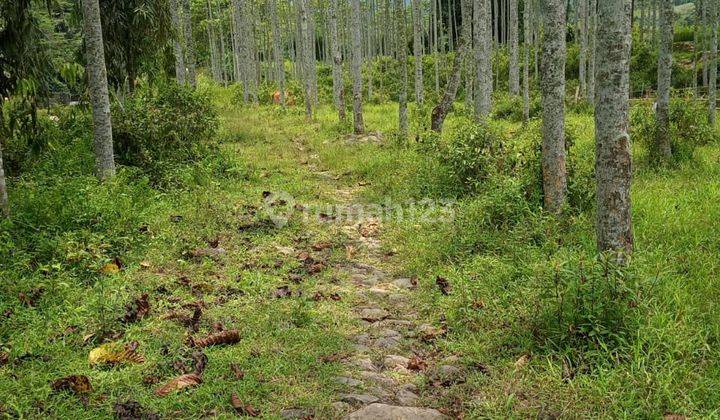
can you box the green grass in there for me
[1,81,719,417]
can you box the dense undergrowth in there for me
[1,67,719,417]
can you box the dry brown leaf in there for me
[229,363,245,379]
[191,330,241,348]
[272,286,293,299]
[514,354,530,370]
[154,373,202,396]
[100,263,120,274]
[435,276,451,295]
[51,375,93,395]
[230,393,260,417]
[311,242,332,251]
[407,356,428,371]
[122,293,150,324]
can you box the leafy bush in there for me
[534,254,645,359]
[493,92,541,122]
[631,98,719,164]
[112,82,219,185]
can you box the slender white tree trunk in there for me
[595,0,634,261]
[578,0,587,98]
[540,0,567,212]
[0,145,8,217]
[474,0,493,119]
[271,0,285,107]
[82,0,116,180]
[183,0,197,87]
[412,0,424,105]
[329,0,346,121]
[709,0,717,125]
[587,0,597,102]
[350,0,365,133]
[654,0,673,162]
[300,0,314,118]
[171,0,186,85]
[508,0,519,95]
[395,0,409,138]
[522,0,530,122]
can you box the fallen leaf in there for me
[89,341,145,366]
[191,330,241,348]
[18,288,44,307]
[345,245,357,259]
[407,356,428,371]
[230,393,260,417]
[663,414,687,420]
[0,352,9,366]
[229,363,245,379]
[100,263,120,274]
[192,351,208,375]
[139,261,152,269]
[436,276,451,295]
[272,286,293,299]
[154,373,202,397]
[289,274,303,284]
[170,215,183,223]
[308,262,325,274]
[51,375,93,395]
[121,293,150,324]
[318,213,336,222]
[113,400,159,420]
[311,242,332,251]
[514,354,530,370]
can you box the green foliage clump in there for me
[631,98,719,164]
[112,82,221,186]
[534,255,645,360]
[492,92,541,122]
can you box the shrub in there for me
[534,254,645,360]
[631,98,719,164]
[493,92,541,122]
[112,82,219,185]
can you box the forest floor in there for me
[2,86,720,418]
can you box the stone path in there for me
[288,134,463,420]
[328,215,449,419]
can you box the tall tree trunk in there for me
[207,0,220,82]
[183,0,197,88]
[413,0,424,105]
[395,0,409,138]
[82,0,116,180]
[654,0,673,163]
[171,0,186,85]
[329,0,346,121]
[596,0,634,261]
[271,0,286,107]
[587,0,597,102]
[578,0,587,98]
[540,0,567,213]
[300,0,314,118]
[350,0,365,133]
[432,0,471,132]
[432,0,440,94]
[0,145,8,217]
[522,0,530,122]
[232,0,249,102]
[474,0,493,119]
[508,0,520,94]
[709,0,717,126]
[461,0,473,105]
[494,0,499,45]
[307,0,319,106]
[702,0,709,89]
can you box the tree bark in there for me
[540,0,567,213]
[595,0,634,261]
[578,0,587,98]
[474,0,493,119]
[0,145,8,217]
[654,0,673,163]
[171,0,186,85]
[709,0,717,126]
[461,0,473,105]
[300,0,314,118]
[432,0,470,133]
[508,0,520,95]
[587,0,597,102]
[182,0,197,88]
[351,0,365,133]
[271,0,286,107]
[395,0,409,138]
[412,0,424,105]
[522,0,530,122]
[82,0,116,180]
[329,0,346,121]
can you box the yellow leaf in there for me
[100,263,120,274]
[89,342,144,366]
